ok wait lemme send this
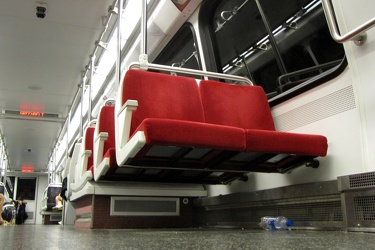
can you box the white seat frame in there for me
[70,125,95,192]
[115,98,144,167]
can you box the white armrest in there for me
[116,131,146,166]
[81,149,92,158]
[117,99,138,149]
[94,132,108,174]
[96,132,109,141]
[71,148,93,193]
[79,149,92,178]
[118,99,138,116]
[67,142,82,198]
[70,171,93,192]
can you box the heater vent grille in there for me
[110,197,180,216]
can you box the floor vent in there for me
[338,171,375,232]
[195,199,342,229]
[349,172,375,189]
[50,214,62,221]
[195,181,343,229]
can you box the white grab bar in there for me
[322,0,375,45]
[128,62,254,85]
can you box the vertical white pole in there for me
[88,55,95,123]
[80,73,86,137]
[116,0,123,86]
[139,0,148,68]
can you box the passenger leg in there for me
[53,193,63,210]
[0,193,4,225]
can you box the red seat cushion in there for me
[136,118,246,151]
[245,129,328,156]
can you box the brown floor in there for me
[1,225,375,249]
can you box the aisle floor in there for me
[1,225,374,250]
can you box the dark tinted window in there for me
[153,24,201,77]
[5,176,15,199]
[16,177,36,200]
[205,0,345,97]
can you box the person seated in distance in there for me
[0,193,5,225]
[15,196,28,224]
[52,193,63,211]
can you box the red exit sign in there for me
[20,111,45,117]
[22,165,34,173]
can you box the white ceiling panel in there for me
[0,0,114,172]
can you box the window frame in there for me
[198,0,347,107]
[153,23,203,76]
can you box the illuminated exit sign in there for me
[22,165,34,173]
[20,111,45,117]
[3,110,59,118]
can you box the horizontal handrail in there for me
[128,62,253,85]
[322,0,375,43]
[277,59,342,85]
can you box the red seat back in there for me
[97,106,115,153]
[199,80,275,130]
[84,127,95,170]
[121,70,205,137]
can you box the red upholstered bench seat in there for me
[199,79,327,173]
[114,69,248,183]
[111,69,328,183]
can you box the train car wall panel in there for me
[206,69,364,196]
[332,0,375,172]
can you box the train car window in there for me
[16,177,36,200]
[5,176,15,199]
[153,24,202,77]
[200,0,345,101]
